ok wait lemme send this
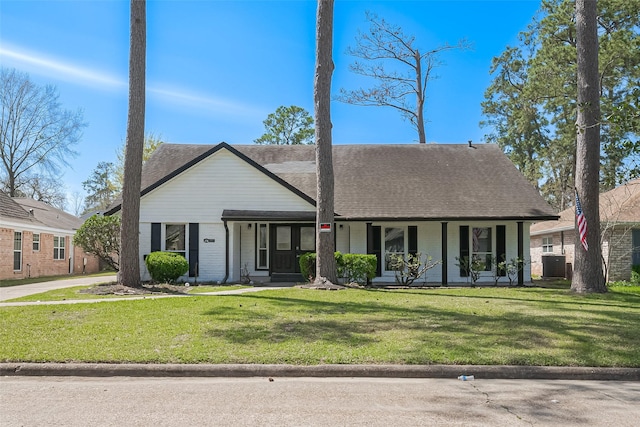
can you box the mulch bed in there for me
[79,282,189,296]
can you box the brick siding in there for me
[0,227,101,280]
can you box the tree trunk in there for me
[118,0,146,287]
[414,50,426,144]
[572,0,606,293]
[314,0,337,285]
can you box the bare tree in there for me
[69,190,85,216]
[336,12,468,144]
[118,0,146,287]
[0,68,84,196]
[17,175,68,210]
[114,132,163,189]
[314,0,337,285]
[573,0,606,293]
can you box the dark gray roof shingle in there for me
[118,142,557,220]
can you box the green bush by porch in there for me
[145,252,189,284]
[300,252,377,284]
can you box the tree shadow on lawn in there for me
[200,292,640,366]
[385,288,640,310]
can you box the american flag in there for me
[575,190,588,251]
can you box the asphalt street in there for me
[1,376,640,426]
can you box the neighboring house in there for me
[0,192,100,280]
[530,179,640,281]
[106,142,557,284]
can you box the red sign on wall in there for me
[319,223,332,232]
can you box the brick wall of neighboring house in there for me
[531,230,575,278]
[1,228,101,280]
[20,232,71,279]
[0,227,17,279]
[72,245,100,275]
[532,226,638,282]
[606,227,634,281]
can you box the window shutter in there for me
[459,225,469,277]
[496,225,506,277]
[189,223,199,277]
[408,226,418,256]
[367,223,382,277]
[151,223,161,252]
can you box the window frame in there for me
[256,223,269,270]
[53,236,66,260]
[542,236,553,253]
[383,226,406,272]
[471,227,493,272]
[32,233,40,251]
[14,231,22,271]
[164,223,187,258]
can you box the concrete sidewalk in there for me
[0,274,117,301]
[0,275,292,305]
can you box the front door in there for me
[271,224,315,274]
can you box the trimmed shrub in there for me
[299,252,376,285]
[341,253,377,284]
[145,251,189,283]
[631,265,640,284]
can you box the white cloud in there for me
[149,86,265,119]
[0,44,125,89]
[1,43,264,120]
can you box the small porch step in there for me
[271,273,305,283]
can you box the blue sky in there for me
[0,0,541,201]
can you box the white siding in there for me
[140,149,314,223]
[336,224,350,253]
[349,223,367,254]
[138,149,315,282]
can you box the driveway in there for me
[0,274,117,301]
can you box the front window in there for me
[33,233,40,251]
[299,226,315,251]
[472,227,492,271]
[165,224,186,257]
[257,223,268,269]
[14,232,22,271]
[385,227,405,270]
[276,226,291,250]
[53,236,65,260]
[542,237,553,253]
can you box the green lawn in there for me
[1,285,639,367]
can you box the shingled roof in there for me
[111,142,557,221]
[531,178,640,235]
[12,198,83,230]
[0,191,32,221]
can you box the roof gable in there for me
[106,142,315,215]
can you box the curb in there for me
[2,363,639,380]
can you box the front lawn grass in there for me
[1,286,639,367]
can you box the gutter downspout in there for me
[223,220,229,284]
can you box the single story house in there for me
[0,192,100,280]
[530,178,640,281]
[106,142,557,284]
